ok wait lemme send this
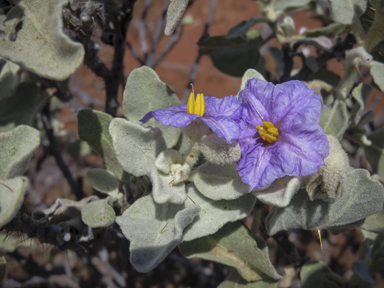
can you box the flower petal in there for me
[276,123,329,175]
[205,95,241,120]
[141,105,199,128]
[201,116,240,142]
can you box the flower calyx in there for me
[256,121,279,143]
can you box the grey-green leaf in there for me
[180,221,281,281]
[254,176,305,208]
[190,162,251,200]
[0,0,84,80]
[0,83,50,132]
[371,61,384,92]
[329,0,367,24]
[319,100,348,140]
[350,83,372,127]
[266,169,384,235]
[109,116,166,177]
[115,195,200,272]
[0,177,28,228]
[365,127,384,181]
[218,269,278,288]
[77,109,129,182]
[123,66,181,148]
[237,69,266,98]
[301,23,349,38]
[81,199,116,228]
[0,125,40,180]
[361,209,384,234]
[86,168,119,194]
[182,184,256,242]
[300,261,346,288]
[199,34,263,77]
[164,0,190,36]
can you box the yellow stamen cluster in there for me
[256,121,279,144]
[187,92,205,117]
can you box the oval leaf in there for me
[0,0,84,80]
[86,168,119,194]
[123,66,181,148]
[0,177,28,228]
[81,199,116,228]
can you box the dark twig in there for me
[182,0,217,103]
[40,107,84,200]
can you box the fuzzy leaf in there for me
[182,184,256,242]
[254,176,305,208]
[218,269,278,288]
[319,100,348,140]
[109,117,166,177]
[365,127,384,181]
[110,118,186,204]
[361,209,384,234]
[300,261,346,288]
[180,221,281,281]
[0,177,28,228]
[350,83,372,127]
[237,68,266,98]
[164,0,190,36]
[0,83,49,132]
[86,168,119,194]
[78,109,129,182]
[329,0,367,24]
[190,162,251,200]
[0,125,40,180]
[371,61,384,92]
[266,169,384,235]
[81,199,116,228]
[0,0,84,80]
[115,195,201,272]
[0,255,5,284]
[0,232,34,253]
[123,66,181,148]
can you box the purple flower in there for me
[237,79,329,190]
[141,94,241,142]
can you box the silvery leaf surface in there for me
[182,184,256,242]
[0,0,84,80]
[123,66,181,148]
[266,169,384,235]
[190,162,251,201]
[115,195,200,272]
[0,125,40,180]
[0,177,28,228]
[180,221,281,282]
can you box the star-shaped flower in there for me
[141,92,241,142]
[237,78,329,190]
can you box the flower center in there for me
[187,92,205,117]
[256,121,279,143]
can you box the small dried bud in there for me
[306,135,349,201]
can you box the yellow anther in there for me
[186,91,205,117]
[265,134,277,143]
[256,121,279,143]
[267,127,279,136]
[187,92,194,114]
[263,121,275,129]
